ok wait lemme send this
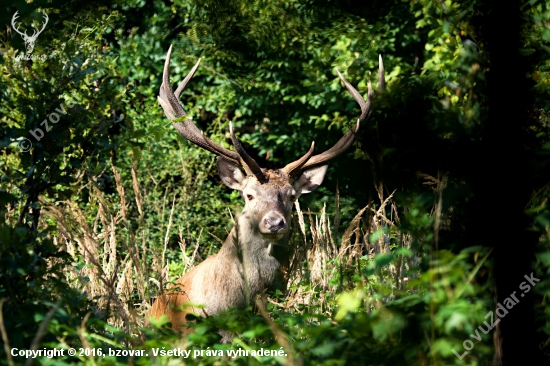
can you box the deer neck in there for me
[217,217,289,303]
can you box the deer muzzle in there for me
[262,215,287,235]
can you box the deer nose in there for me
[264,217,286,232]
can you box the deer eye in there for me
[247,194,254,201]
[290,195,296,202]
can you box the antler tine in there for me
[158,46,241,166]
[294,57,385,172]
[229,122,266,181]
[41,13,48,32]
[174,57,200,100]
[281,141,315,177]
[337,68,371,122]
[160,45,186,117]
[377,54,385,91]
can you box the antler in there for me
[11,11,25,38]
[11,11,48,39]
[281,55,385,177]
[33,12,48,38]
[158,46,266,181]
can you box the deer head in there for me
[11,11,48,54]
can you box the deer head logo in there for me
[11,11,48,54]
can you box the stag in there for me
[11,11,49,54]
[149,46,385,336]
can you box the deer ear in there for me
[216,157,246,191]
[293,165,328,194]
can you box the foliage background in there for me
[1,0,549,365]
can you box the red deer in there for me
[149,46,385,336]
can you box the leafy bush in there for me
[1,0,549,365]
